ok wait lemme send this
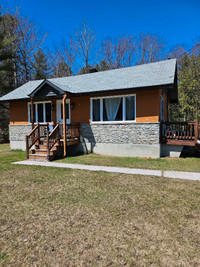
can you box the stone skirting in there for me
[9,124,32,141]
[80,123,160,145]
[9,123,161,157]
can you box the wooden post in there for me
[31,97,34,130]
[26,135,29,159]
[195,120,198,144]
[47,135,50,160]
[63,94,67,156]
[37,123,40,145]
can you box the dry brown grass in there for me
[1,145,200,266]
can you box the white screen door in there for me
[57,99,71,124]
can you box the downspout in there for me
[31,97,34,129]
[63,93,67,157]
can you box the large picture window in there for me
[91,94,136,122]
[28,102,52,123]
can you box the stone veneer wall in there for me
[9,125,32,141]
[9,125,32,150]
[80,123,160,145]
[9,123,161,157]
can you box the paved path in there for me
[12,160,200,181]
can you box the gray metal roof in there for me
[0,59,177,102]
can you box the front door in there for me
[57,99,71,124]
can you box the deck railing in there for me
[26,125,39,158]
[198,125,200,140]
[26,123,49,158]
[160,120,199,146]
[59,123,80,141]
[47,123,60,158]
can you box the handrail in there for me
[26,123,50,159]
[49,123,60,138]
[47,123,60,159]
[26,124,40,158]
[27,125,39,137]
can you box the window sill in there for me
[28,122,53,125]
[90,120,136,125]
[90,121,160,125]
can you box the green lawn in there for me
[56,152,200,172]
[1,144,200,266]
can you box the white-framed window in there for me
[28,101,52,123]
[90,94,136,122]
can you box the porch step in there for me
[30,143,63,161]
[36,143,60,148]
[31,149,57,156]
[29,153,55,161]
[29,153,47,160]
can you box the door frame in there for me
[56,99,71,124]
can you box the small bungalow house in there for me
[0,59,199,160]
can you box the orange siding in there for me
[10,100,57,125]
[10,101,28,125]
[71,89,161,123]
[136,90,160,122]
[9,89,163,125]
[70,96,90,123]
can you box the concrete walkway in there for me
[12,160,200,181]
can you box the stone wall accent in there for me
[80,123,160,145]
[9,125,32,141]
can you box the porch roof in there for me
[0,59,177,102]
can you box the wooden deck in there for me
[160,120,200,147]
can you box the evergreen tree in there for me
[32,48,49,79]
[0,9,15,95]
[178,54,200,121]
[0,7,16,141]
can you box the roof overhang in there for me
[69,83,176,98]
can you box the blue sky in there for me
[2,0,200,51]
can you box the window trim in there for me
[28,101,52,124]
[90,94,136,123]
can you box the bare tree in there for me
[52,37,76,77]
[101,39,114,68]
[136,32,166,65]
[102,35,136,69]
[75,21,97,72]
[166,44,187,63]
[14,13,47,84]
